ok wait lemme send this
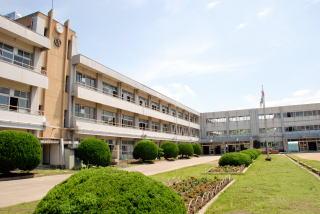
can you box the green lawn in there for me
[206,155,320,214]
[289,155,320,171]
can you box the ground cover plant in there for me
[206,155,320,214]
[218,152,252,167]
[179,143,194,158]
[0,130,41,173]
[77,138,111,167]
[161,141,179,159]
[35,168,186,214]
[208,165,246,174]
[133,139,158,162]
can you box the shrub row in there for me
[218,149,262,167]
[35,168,186,213]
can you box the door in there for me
[308,142,317,151]
[203,146,210,155]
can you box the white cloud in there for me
[207,0,221,10]
[257,8,273,18]
[235,22,248,30]
[152,83,196,102]
[244,89,320,108]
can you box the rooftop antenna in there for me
[51,0,54,10]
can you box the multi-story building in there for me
[200,103,320,154]
[0,10,200,168]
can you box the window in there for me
[103,82,118,96]
[151,122,160,131]
[259,127,282,134]
[139,119,149,130]
[151,102,160,111]
[122,115,134,127]
[13,90,29,110]
[65,76,69,92]
[163,124,169,132]
[161,105,169,114]
[207,131,226,136]
[122,90,134,102]
[170,109,176,117]
[229,116,250,122]
[102,110,115,125]
[206,117,227,123]
[14,49,33,68]
[76,72,96,88]
[139,96,148,107]
[75,104,96,119]
[0,42,14,63]
[229,129,251,135]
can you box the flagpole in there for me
[261,85,271,160]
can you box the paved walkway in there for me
[0,174,72,208]
[293,152,320,161]
[125,155,220,175]
[0,155,219,208]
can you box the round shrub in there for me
[192,144,202,156]
[241,149,261,160]
[178,143,194,158]
[35,168,186,214]
[77,138,111,167]
[219,152,252,167]
[133,139,158,162]
[0,130,41,173]
[161,141,179,159]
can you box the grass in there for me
[151,161,218,182]
[206,155,320,214]
[0,201,38,214]
[289,155,320,171]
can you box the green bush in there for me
[178,143,194,158]
[241,149,261,160]
[219,152,252,167]
[192,144,202,156]
[161,141,179,159]
[133,139,158,162]
[35,168,186,214]
[0,130,41,173]
[77,138,111,167]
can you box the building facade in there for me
[200,103,320,154]
[0,10,200,168]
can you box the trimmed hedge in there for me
[35,168,186,214]
[241,149,261,160]
[219,152,252,167]
[178,143,194,158]
[192,144,202,156]
[133,139,158,162]
[0,130,41,173]
[77,138,111,167]
[161,141,179,159]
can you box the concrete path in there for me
[0,155,219,208]
[125,155,220,175]
[0,174,72,208]
[293,152,320,161]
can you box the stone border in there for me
[0,174,35,181]
[197,179,236,214]
[285,155,320,180]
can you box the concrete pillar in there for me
[159,120,163,132]
[148,117,152,130]
[112,139,120,163]
[116,109,122,126]
[97,74,103,90]
[30,86,40,114]
[60,138,65,168]
[134,113,139,128]
[33,48,43,72]
[134,89,139,104]
[96,104,102,121]
[117,82,122,98]
[148,95,152,108]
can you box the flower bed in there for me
[169,176,232,214]
[207,165,246,174]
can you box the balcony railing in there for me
[0,51,47,76]
[73,116,199,138]
[0,104,43,116]
[74,83,199,124]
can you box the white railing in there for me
[73,116,200,138]
[74,82,199,124]
[0,104,43,116]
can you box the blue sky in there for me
[1,0,320,112]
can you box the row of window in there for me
[0,42,33,69]
[283,110,320,118]
[285,125,320,132]
[75,71,198,123]
[206,116,250,124]
[206,129,251,136]
[259,127,282,134]
[74,104,198,135]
